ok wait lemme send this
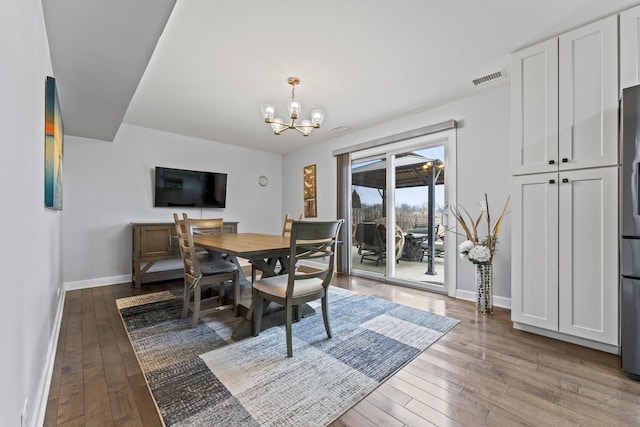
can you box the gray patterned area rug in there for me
[117,286,459,427]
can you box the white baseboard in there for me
[64,274,131,291]
[455,289,511,309]
[34,290,66,427]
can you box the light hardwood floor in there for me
[45,275,640,426]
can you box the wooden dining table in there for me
[192,232,315,339]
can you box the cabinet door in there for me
[558,15,618,170]
[558,167,618,345]
[511,173,559,329]
[620,4,640,92]
[140,225,174,258]
[511,39,559,175]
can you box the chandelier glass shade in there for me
[260,77,324,136]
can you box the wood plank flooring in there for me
[45,275,640,426]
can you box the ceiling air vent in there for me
[472,70,505,87]
[330,126,351,133]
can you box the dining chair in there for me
[282,213,302,236]
[173,213,239,327]
[251,219,344,357]
[183,214,239,305]
[180,217,220,264]
[251,213,302,282]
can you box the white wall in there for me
[63,123,283,286]
[283,85,512,302]
[0,1,63,425]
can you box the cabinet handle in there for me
[168,236,172,246]
[562,158,568,163]
[562,178,569,183]
[549,179,556,184]
[548,160,555,165]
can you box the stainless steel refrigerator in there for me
[620,84,640,381]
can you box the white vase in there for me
[475,263,493,314]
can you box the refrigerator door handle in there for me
[622,274,640,280]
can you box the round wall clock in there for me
[258,175,269,187]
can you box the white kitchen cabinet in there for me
[557,167,618,345]
[511,172,559,330]
[511,167,619,347]
[511,39,558,176]
[621,4,640,92]
[558,16,618,171]
[511,15,618,175]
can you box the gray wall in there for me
[1,0,63,424]
[282,85,512,303]
[63,124,283,287]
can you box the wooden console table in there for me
[131,221,238,288]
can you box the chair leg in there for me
[321,294,332,339]
[286,301,293,357]
[191,282,201,328]
[182,278,191,319]
[252,288,264,336]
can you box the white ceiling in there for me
[44,0,640,154]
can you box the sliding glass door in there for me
[349,133,455,294]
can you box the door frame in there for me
[347,128,457,296]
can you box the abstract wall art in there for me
[44,76,63,210]
[303,164,317,217]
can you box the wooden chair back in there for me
[182,214,225,261]
[186,216,224,236]
[173,213,202,282]
[284,220,344,296]
[282,214,303,236]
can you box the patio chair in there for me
[355,222,380,264]
[358,222,405,266]
[410,224,445,259]
[374,219,405,263]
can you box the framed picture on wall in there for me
[303,164,317,217]
[44,76,63,210]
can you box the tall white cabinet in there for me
[620,5,640,92]
[511,15,619,351]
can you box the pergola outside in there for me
[351,153,444,275]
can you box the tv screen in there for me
[154,167,227,208]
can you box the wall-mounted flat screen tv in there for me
[154,166,227,208]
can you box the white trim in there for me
[444,129,457,298]
[513,322,620,355]
[64,274,131,291]
[350,128,457,296]
[332,119,456,156]
[34,291,66,427]
[455,289,511,309]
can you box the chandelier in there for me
[260,77,325,136]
